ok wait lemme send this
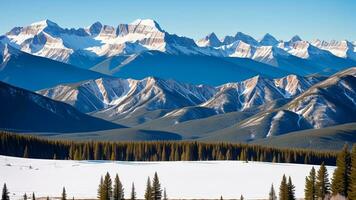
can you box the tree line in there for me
[0,131,338,165]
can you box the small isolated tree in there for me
[240,195,244,200]
[62,187,67,200]
[32,192,35,200]
[1,184,9,200]
[98,176,104,199]
[269,184,277,200]
[23,193,27,200]
[279,175,288,200]
[113,174,124,200]
[46,196,49,200]
[288,176,296,200]
[144,177,152,200]
[220,196,223,200]
[316,162,330,200]
[305,167,317,200]
[130,183,136,200]
[152,172,162,200]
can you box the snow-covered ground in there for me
[0,155,335,199]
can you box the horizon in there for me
[1,0,355,41]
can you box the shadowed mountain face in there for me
[0,44,106,91]
[0,81,123,133]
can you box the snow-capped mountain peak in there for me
[197,32,222,47]
[130,19,163,31]
[30,19,59,27]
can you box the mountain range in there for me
[1,19,356,87]
[0,19,355,150]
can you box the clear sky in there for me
[1,0,355,41]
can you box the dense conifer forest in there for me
[0,132,338,165]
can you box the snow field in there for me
[0,156,335,199]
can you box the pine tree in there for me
[113,174,124,200]
[220,196,223,200]
[152,172,162,200]
[240,195,244,200]
[144,177,152,200]
[130,183,136,200]
[288,176,296,200]
[163,188,167,200]
[103,172,113,200]
[62,187,67,200]
[32,193,35,200]
[316,162,330,200]
[269,184,277,200]
[331,144,351,197]
[348,144,356,200]
[98,176,104,199]
[1,184,9,200]
[305,167,316,200]
[46,196,49,200]
[24,193,27,200]
[279,175,288,200]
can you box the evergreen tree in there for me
[98,176,104,199]
[163,188,167,200]
[269,184,277,200]
[316,162,330,200]
[46,196,49,200]
[1,184,9,200]
[305,167,316,200]
[348,144,356,200]
[152,172,162,200]
[98,173,113,200]
[331,144,351,197]
[220,196,223,200]
[130,183,136,200]
[144,177,152,200]
[24,193,27,200]
[32,193,35,200]
[287,176,296,200]
[103,172,113,200]
[279,175,288,200]
[62,187,67,200]
[113,174,124,200]
[240,195,244,200]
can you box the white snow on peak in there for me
[130,19,160,28]
[30,19,58,27]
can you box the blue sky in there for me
[1,0,355,41]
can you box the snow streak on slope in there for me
[0,156,335,199]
